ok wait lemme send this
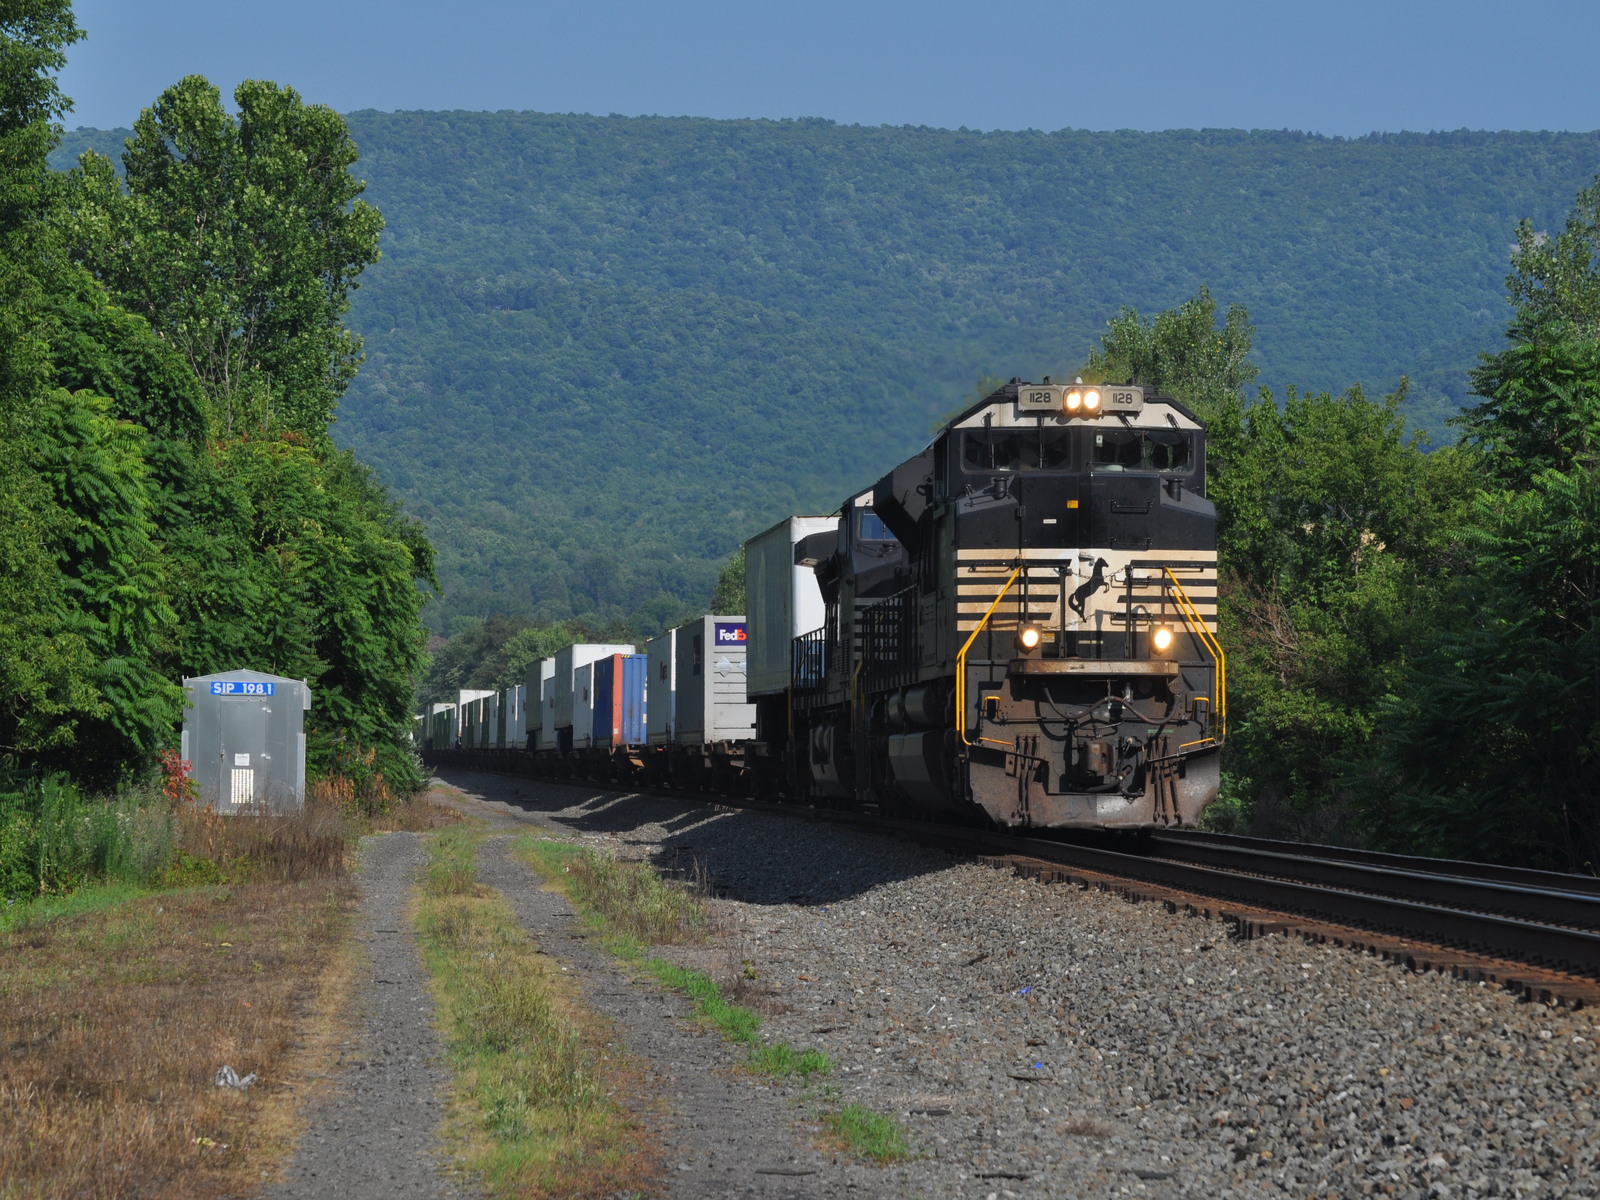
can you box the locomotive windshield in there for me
[1090,429,1193,473]
[961,429,1074,473]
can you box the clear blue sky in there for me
[58,0,1600,137]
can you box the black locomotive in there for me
[746,378,1223,828]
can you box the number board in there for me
[210,680,275,696]
[1016,385,1065,412]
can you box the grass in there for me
[641,957,765,1045]
[1,879,152,932]
[414,827,657,1198]
[821,1103,912,1163]
[515,835,707,951]
[511,835,916,1162]
[0,876,356,1198]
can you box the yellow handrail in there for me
[954,565,1024,746]
[1162,566,1226,742]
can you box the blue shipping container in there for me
[591,654,648,746]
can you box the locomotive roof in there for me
[939,379,1204,436]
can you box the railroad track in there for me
[987,826,1600,1004]
[433,758,1600,1007]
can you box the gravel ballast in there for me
[438,769,1600,1199]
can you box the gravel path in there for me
[476,835,874,1198]
[437,768,1600,1200]
[266,832,470,1200]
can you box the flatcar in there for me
[421,377,1223,830]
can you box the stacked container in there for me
[645,628,677,745]
[538,663,559,750]
[555,644,634,751]
[745,516,838,698]
[673,615,755,745]
[591,653,648,747]
[500,684,525,749]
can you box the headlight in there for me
[1016,624,1042,652]
[1065,391,1082,412]
[1083,389,1101,412]
[1152,626,1174,653]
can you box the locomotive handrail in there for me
[954,564,1024,747]
[1163,566,1226,743]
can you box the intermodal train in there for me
[422,378,1224,829]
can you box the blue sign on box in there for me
[714,622,747,646]
[211,680,275,696]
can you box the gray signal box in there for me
[181,669,311,813]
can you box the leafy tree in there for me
[0,0,107,769]
[1215,384,1473,838]
[418,615,618,704]
[418,614,534,706]
[1083,286,1258,417]
[1500,175,1600,340]
[68,75,383,439]
[1462,177,1600,488]
[0,21,433,793]
[27,389,180,776]
[1370,177,1600,868]
[1369,471,1600,868]
[709,546,745,613]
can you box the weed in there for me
[424,825,480,897]
[0,774,174,900]
[821,1103,912,1163]
[643,958,763,1044]
[514,833,906,1166]
[168,801,351,884]
[748,1042,833,1077]
[515,836,706,946]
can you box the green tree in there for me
[709,545,745,613]
[1369,471,1600,868]
[0,1,107,768]
[1462,177,1600,488]
[1216,384,1473,838]
[27,389,181,776]
[1500,175,1600,340]
[69,75,383,439]
[1083,285,1258,417]
[1370,178,1600,868]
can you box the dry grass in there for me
[310,778,464,834]
[0,877,356,1199]
[156,793,459,890]
[371,790,464,833]
[164,804,349,886]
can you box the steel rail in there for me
[1154,828,1600,896]
[1141,833,1600,934]
[993,830,1600,980]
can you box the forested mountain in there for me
[56,117,1600,633]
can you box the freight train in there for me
[421,378,1223,829]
